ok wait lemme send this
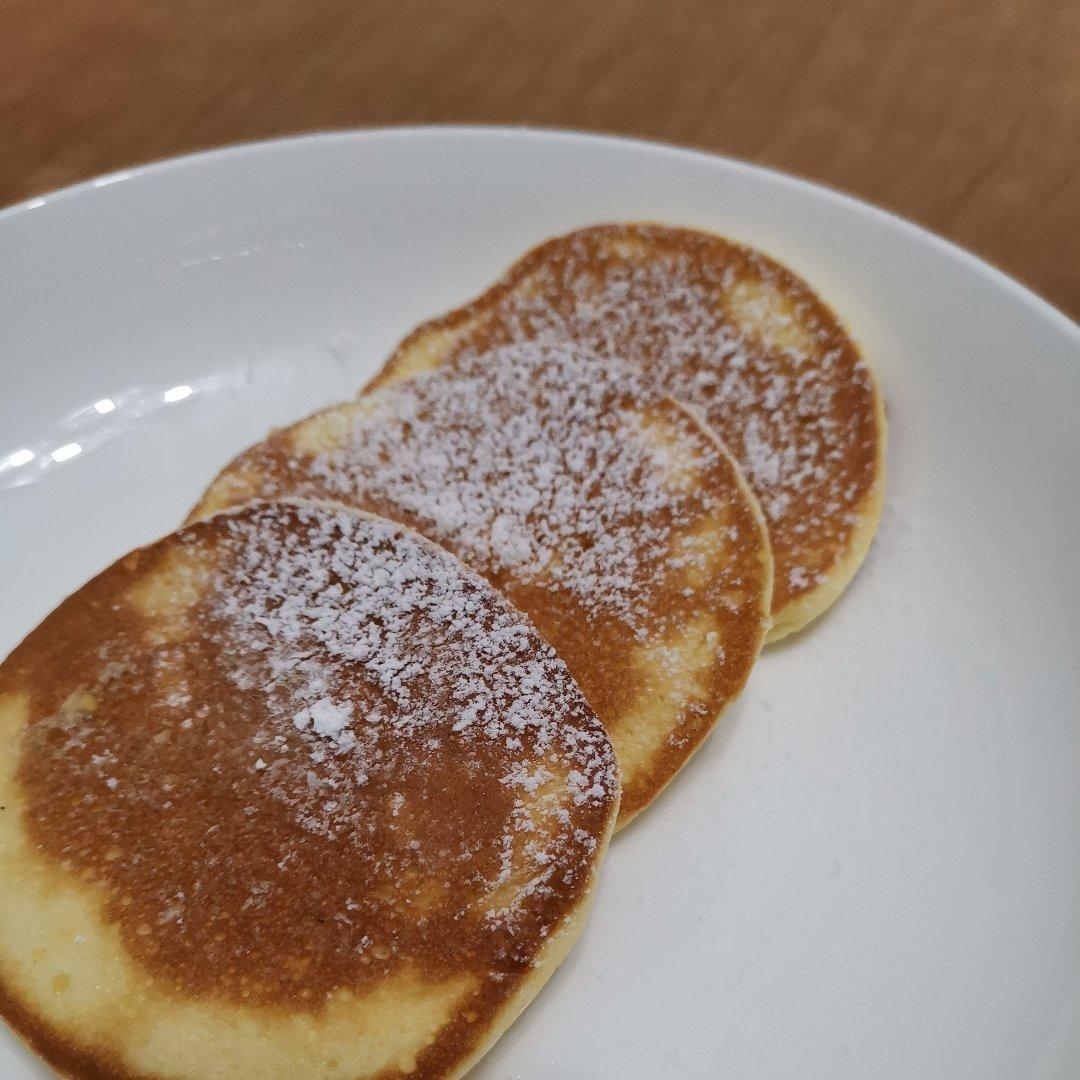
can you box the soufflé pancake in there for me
[369,223,886,641]
[0,503,618,1080]
[190,344,773,824]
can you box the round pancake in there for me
[368,223,886,641]
[191,344,773,824]
[0,502,618,1080]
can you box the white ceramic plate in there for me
[2,128,1079,1080]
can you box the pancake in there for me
[190,343,773,824]
[368,223,886,641]
[0,502,618,1080]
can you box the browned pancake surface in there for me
[370,223,885,639]
[192,344,772,823]
[0,503,618,1080]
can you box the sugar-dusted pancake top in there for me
[192,344,773,823]
[0,503,618,1080]
[372,223,885,639]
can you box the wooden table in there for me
[4,0,1078,317]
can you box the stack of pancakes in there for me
[0,224,885,1079]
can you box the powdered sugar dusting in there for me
[280,343,725,637]
[211,504,616,813]
[415,225,880,608]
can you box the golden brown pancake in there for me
[191,344,773,825]
[0,502,618,1080]
[369,223,886,641]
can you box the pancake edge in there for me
[763,365,886,643]
[441,798,618,1079]
[614,402,773,831]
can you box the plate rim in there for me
[1,123,1077,345]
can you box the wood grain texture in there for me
[2,0,1078,315]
